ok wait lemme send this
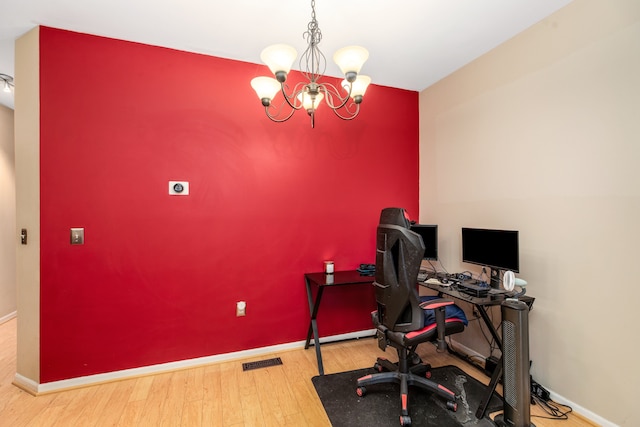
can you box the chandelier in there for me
[250,0,371,128]
[0,73,14,93]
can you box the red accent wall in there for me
[38,27,419,382]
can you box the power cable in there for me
[531,394,573,420]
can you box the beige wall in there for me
[419,1,640,425]
[0,105,16,322]
[14,27,40,384]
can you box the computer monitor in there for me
[410,224,438,260]
[461,227,519,288]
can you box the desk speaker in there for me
[495,299,535,427]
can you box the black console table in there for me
[304,270,374,375]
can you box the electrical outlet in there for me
[236,301,246,317]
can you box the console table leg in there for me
[305,278,326,375]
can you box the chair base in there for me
[356,369,457,426]
[374,356,432,378]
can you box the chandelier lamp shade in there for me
[0,73,14,93]
[250,0,371,128]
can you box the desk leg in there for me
[476,360,503,419]
[474,304,503,419]
[304,277,326,375]
[476,305,502,348]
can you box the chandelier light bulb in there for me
[251,77,281,106]
[343,75,371,102]
[260,44,298,81]
[333,46,369,79]
[297,91,324,112]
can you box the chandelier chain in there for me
[305,0,321,46]
[302,0,324,82]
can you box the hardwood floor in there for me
[0,318,594,426]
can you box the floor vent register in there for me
[242,357,283,371]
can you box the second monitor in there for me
[410,224,438,260]
[461,227,519,289]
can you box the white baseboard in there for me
[448,338,617,427]
[13,373,39,395]
[316,328,376,344]
[546,388,618,427]
[447,338,487,365]
[15,328,376,395]
[0,310,17,325]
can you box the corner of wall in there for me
[14,26,41,385]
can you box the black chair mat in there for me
[312,364,502,427]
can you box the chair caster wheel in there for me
[356,386,366,397]
[400,415,412,426]
[447,400,457,411]
[410,352,422,365]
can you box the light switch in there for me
[71,228,84,245]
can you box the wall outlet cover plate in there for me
[169,181,189,195]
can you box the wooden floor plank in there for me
[158,369,188,427]
[50,387,97,427]
[24,404,66,427]
[127,375,154,403]
[181,399,203,426]
[219,361,245,426]
[117,399,146,427]
[201,364,224,427]
[92,376,135,427]
[73,381,118,426]
[135,372,173,427]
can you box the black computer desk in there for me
[421,281,535,419]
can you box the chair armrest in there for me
[371,310,390,351]
[420,298,455,352]
[419,298,454,310]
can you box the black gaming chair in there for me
[356,208,467,426]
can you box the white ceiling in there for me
[0,0,573,110]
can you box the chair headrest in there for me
[379,207,411,228]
